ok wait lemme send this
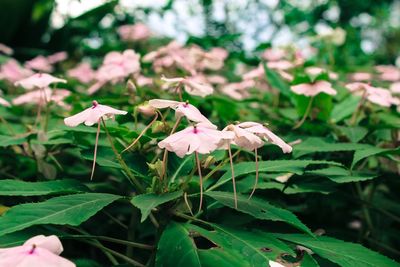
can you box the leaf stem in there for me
[293,96,314,129]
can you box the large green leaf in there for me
[131,191,182,222]
[351,147,399,169]
[0,179,88,196]
[0,135,27,147]
[331,95,360,123]
[186,223,292,267]
[155,222,201,267]
[0,193,121,237]
[273,234,400,267]
[306,166,377,183]
[292,137,370,158]
[205,191,313,235]
[209,160,342,191]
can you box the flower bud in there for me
[137,103,157,117]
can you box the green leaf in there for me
[0,193,121,237]
[0,135,27,147]
[209,160,342,191]
[307,166,377,183]
[205,191,313,235]
[263,62,291,97]
[337,126,368,143]
[131,191,182,222]
[331,95,360,123]
[274,234,400,267]
[0,179,88,196]
[156,222,201,267]
[186,223,292,267]
[293,137,370,158]
[351,147,399,169]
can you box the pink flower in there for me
[262,48,285,61]
[161,76,213,97]
[159,123,234,158]
[291,80,336,97]
[0,95,10,107]
[305,67,338,80]
[0,235,75,267]
[221,80,255,100]
[236,122,292,153]
[390,82,400,94]
[0,59,34,83]
[223,124,264,151]
[350,72,372,81]
[118,23,151,41]
[375,65,400,81]
[47,52,68,64]
[136,75,153,87]
[67,62,95,84]
[148,99,213,124]
[0,43,13,55]
[12,88,70,108]
[25,56,54,73]
[64,100,127,127]
[243,65,264,80]
[15,73,67,90]
[345,82,400,107]
[89,50,141,94]
[266,60,293,70]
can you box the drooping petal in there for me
[15,73,66,90]
[24,235,63,255]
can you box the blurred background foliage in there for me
[0,0,399,66]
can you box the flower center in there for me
[29,244,37,254]
[92,100,99,108]
[193,125,198,134]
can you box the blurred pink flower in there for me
[158,123,234,158]
[305,67,338,80]
[243,65,264,80]
[206,74,227,85]
[89,50,141,94]
[350,72,372,81]
[161,76,214,97]
[0,59,34,83]
[15,73,67,90]
[118,23,151,41]
[68,62,95,84]
[291,80,336,97]
[345,82,400,107]
[47,52,68,64]
[136,75,153,87]
[221,80,255,100]
[64,100,127,127]
[0,95,10,107]
[267,60,293,70]
[13,88,70,108]
[390,82,400,94]
[375,65,400,81]
[25,56,54,73]
[262,48,285,61]
[149,99,213,124]
[0,43,13,55]
[0,235,75,267]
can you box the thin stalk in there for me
[248,148,259,199]
[355,182,374,234]
[184,192,194,216]
[90,120,101,180]
[293,96,314,129]
[195,152,204,213]
[101,118,145,193]
[102,210,128,230]
[227,145,238,209]
[0,115,15,135]
[81,240,145,267]
[122,113,158,153]
[65,235,154,250]
[161,117,182,180]
[203,150,241,182]
[350,90,367,125]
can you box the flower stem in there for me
[101,118,145,193]
[65,235,154,250]
[195,152,204,213]
[122,112,158,153]
[248,148,259,199]
[161,117,181,180]
[293,96,314,129]
[90,120,101,180]
[228,145,238,209]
